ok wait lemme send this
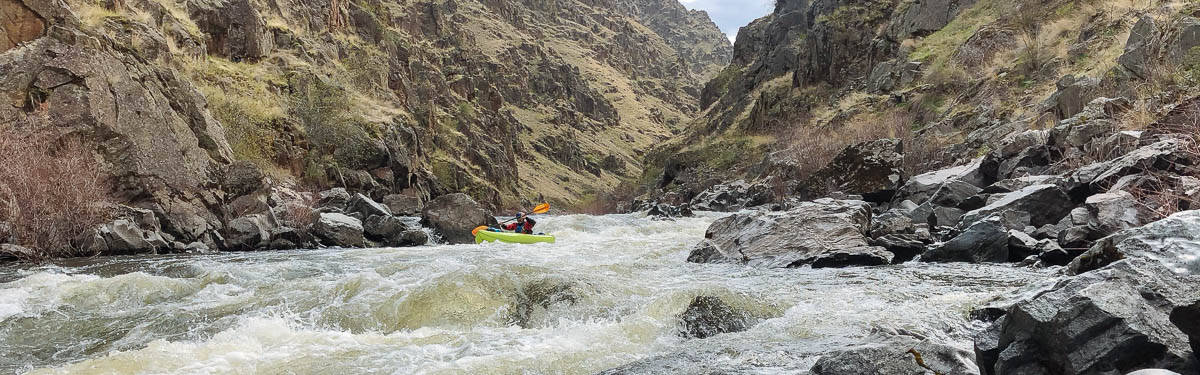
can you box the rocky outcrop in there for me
[687,199,893,268]
[678,296,749,339]
[187,0,273,61]
[957,184,1074,229]
[1,0,44,52]
[922,216,1011,263]
[886,0,978,41]
[421,193,497,244]
[688,180,770,211]
[1068,210,1200,276]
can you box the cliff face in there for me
[640,0,1200,208]
[0,0,730,253]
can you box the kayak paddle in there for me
[472,203,550,236]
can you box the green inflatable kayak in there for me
[475,230,556,244]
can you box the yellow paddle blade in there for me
[472,226,488,236]
[531,203,550,214]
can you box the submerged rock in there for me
[812,333,979,375]
[678,296,749,339]
[420,193,497,244]
[687,199,892,268]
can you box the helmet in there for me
[516,211,527,218]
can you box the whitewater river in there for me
[0,213,1052,374]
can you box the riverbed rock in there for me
[318,188,352,210]
[687,199,892,268]
[1069,210,1200,276]
[421,193,497,244]
[975,259,1199,375]
[313,213,365,247]
[646,203,694,218]
[811,333,980,375]
[1085,190,1144,236]
[1170,301,1200,356]
[870,234,926,263]
[94,219,169,255]
[1069,139,1192,195]
[958,184,1073,229]
[893,158,989,206]
[808,139,905,202]
[0,244,35,261]
[678,296,749,339]
[922,216,1011,263]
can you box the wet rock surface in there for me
[678,296,749,339]
[421,193,497,244]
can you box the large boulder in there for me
[382,194,422,216]
[688,180,771,211]
[1042,75,1100,120]
[957,184,1074,229]
[886,0,977,40]
[1069,210,1200,276]
[313,213,365,247]
[1085,190,1144,236]
[809,139,905,203]
[1069,139,1193,195]
[686,199,893,268]
[224,214,273,251]
[349,193,392,218]
[186,0,273,61]
[922,216,1011,263]
[892,158,989,206]
[0,244,36,261]
[974,259,1199,375]
[1118,16,1158,78]
[420,193,497,244]
[678,296,749,339]
[1170,301,1200,356]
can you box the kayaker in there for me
[501,212,536,234]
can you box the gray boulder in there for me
[688,180,771,211]
[958,184,1073,229]
[420,193,497,244]
[1069,210,1200,276]
[1118,16,1158,78]
[349,193,392,218]
[363,215,407,241]
[923,216,1011,263]
[975,259,1199,374]
[870,209,914,237]
[1069,139,1190,194]
[687,199,892,268]
[94,219,169,255]
[0,244,36,261]
[318,188,351,210]
[870,234,926,263]
[893,158,989,206]
[1170,301,1200,356]
[1042,75,1100,120]
[222,160,265,198]
[1085,190,1144,236]
[678,296,749,339]
[313,213,365,247]
[866,60,922,93]
[224,214,273,251]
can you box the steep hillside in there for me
[0,0,731,256]
[639,0,1200,207]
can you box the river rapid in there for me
[0,213,1053,374]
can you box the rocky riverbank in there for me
[627,96,1200,373]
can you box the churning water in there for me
[0,213,1051,374]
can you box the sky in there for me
[678,0,774,43]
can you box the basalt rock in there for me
[812,333,980,375]
[420,193,497,245]
[688,180,770,212]
[957,184,1074,229]
[382,194,422,216]
[678,296,749,339]
[808,139,905,203]
[1069,210,1200,276]
[1,0,45,52]
[923,216,1011,263]
[687,199,892,268]
[186,0,273,61]
[1170,301,1200,357]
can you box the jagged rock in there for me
[930,206,965,227]
[928,179,983,208]
[958,184,1073,229]
[224,214,273,251]
[1119,16,1158,78]
[93,219,168,255]
[186,0,273,61]
[893,158,989,206]
[688,180,770,211]
[1043,75,1100,120]
[646,203,693,218]
[363,214,414,245]
[678,296,748,339]
[1037,241,1072,266]
[975,259,1199,375]
[923,216,1010,263]
[981,175,1061,194]
[349,193,392,218]
[809,139,906,202]
[509,277,584,328]
[313,213,365,248]
[866,60,921,93]
[886,0,978,40]
[382,194,422,216]
[420,193,497,244]
[1085,190,1143,236]
[222,160,265,198]
[870,234,926,263]
[266,226,308,250]
[687,199,892,268]
[1070,139,1192,194]
[870,209,913,238]
[1069,210,1200,276]
[1007,230,1041,261]
[228,194,269,217]
[397,230,429,246]
[811,333,980,375]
